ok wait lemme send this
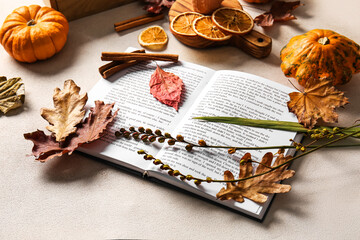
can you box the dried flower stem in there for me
[220,129,360,183]
[116,124,360,184]
[137,129,360,184]
[115,126,360,152]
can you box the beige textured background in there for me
[1,0,359,239]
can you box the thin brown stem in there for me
[287,78,303,92]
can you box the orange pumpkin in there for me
[280,29,360,86]
[0,5,69,63]
[192,0,223,14]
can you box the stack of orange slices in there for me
[170,7,254,42]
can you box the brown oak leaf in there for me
[24,101,118,162]
[287,79,349,129]
[149,65,184,111]
[41,80,88,142]
[254,1,302,27]
[216,152,294,203]
[0,76,25,114]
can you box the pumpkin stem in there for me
[27,19,36,26]
[318,37,330,45]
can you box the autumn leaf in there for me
[254,1,302,27]
[24,101,118,162]
[71,101,119,144]
[41,80,88,142]
[144,0,175,14]
[0,76,25,114]
[149,65,184,110]
[24,130,67,162]
[287,79,349,129]
[216,152,294,203]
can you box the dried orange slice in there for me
[192,16,232,41]
[170,12,204,36]
[212,7,254,35]
[138,25,168,50]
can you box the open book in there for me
[80,49,301,221]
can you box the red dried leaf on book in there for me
[24,101,118,162]
[287,79,349,129]
[254,1,302,27]
[149,65,184,110]
[216,152,295,203]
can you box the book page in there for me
[148,70,299,217]
[80,60,215,171]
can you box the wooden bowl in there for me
[169,0,272,58]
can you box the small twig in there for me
[288,78,303,92]
[101,52,179,62]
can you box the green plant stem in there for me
[191,143,360,150]
[209,129,360,183]
[194,117,360,138]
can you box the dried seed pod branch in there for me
[115,125,360,153]
[135,128,360,186]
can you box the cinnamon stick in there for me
[99,49,145,79]
[101,52,179,62]
[100,61,139,79]
[114,13,165,32]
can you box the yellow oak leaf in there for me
[41,80,88,142]
[216,152,294,204]
[287,79,349,129]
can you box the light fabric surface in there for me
[1,0,359,239]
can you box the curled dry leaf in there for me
[24,101,118,162]
[149,65,184,111]
[0,76,25,114]
[144,0,175,14]
[254,1,302,27]
[287,79,349,129]
[41,80,88,142]
[216,152,295,203]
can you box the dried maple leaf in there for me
[287,79,349,129]
[41,80,88,142]
[254,1,302,27]
[149,65,184,111]
[0,76,25,114]
[144,0,175,14]
[24,101,118,162]
[216,152,295,203]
